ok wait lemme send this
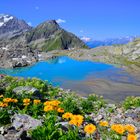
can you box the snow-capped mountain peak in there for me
[0,14,32,38]
[0,14,14,27]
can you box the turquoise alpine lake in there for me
[0,56,139,86]
[1,56,140,101]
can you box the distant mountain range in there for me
[84,37,138,48]
[0,14,86,68]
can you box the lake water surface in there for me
[0,56,140,101]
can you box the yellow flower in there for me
[0,102,8,107]
[2,103,8,107]
[11,99,18,103]
[84,124,96,134]
[33,99,41,105]
[69,115,84,127]
[99,121,109,127]
[50,100,61,106]
[0,95,3,98]
[3,98,12,103]
[44,105,54,112]
[69,119,78,126]
[44,100,60,107]
[23,99,30,103]
[23,99,30,106]
[44,101,51,106]
[71,115,84,122]
[57,108,64,113]
[111,124,125,135]
[0,102,3,107]
[62,112,73,120]
[127,134,137,140]
[125,124,136,133]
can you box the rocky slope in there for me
[56,38,140,73]
[91,38,140,64]
[0,14,86,68]
[25,20,86,51]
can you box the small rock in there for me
[94,115,103,122]
[55,122,69,131]
[4,129,17,140]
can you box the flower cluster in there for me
[125,124,136,133]
[111,124,136,134]
[63,112,96,134]
[44,100,64,113]
[3,98,18,103]
[111,124,125,135]
[110,124,137,140]
[44,100,61,106]
[69,115,84,127]
[23,99,41,106]
[0,97,18,108]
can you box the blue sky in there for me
[0,0,140,40]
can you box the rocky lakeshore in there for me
[0,76,140,140]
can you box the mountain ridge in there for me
[85,36,137,48]
[0,14,87,68]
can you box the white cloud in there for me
[81,36,91,42]
[56,19,66,24]
[27,22,32,26]
[35,6,39,10]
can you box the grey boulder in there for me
[12,86,42,99]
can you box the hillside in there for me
[60,38,140,73]
[0,14,87,68]
[90,38,140,66]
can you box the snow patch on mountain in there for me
[3,15,13,22]
[0,22,4,27]
[0,14,13,27]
